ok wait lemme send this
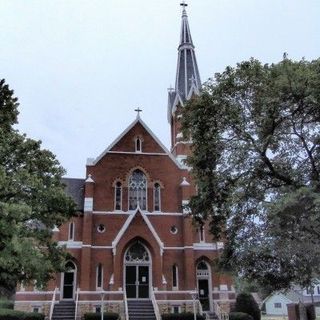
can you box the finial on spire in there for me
[180,0,188,16]
[134,107,142,118]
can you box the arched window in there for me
[68,222,75,241]
[128,169,147,210]
[114,182,122,211]
[154,183,161,211]
[199,225,205,242]
[125,242,149,262]
[96,263,103,289]
[172,265,179,290]
[135,137,142,152]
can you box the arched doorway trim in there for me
[123,241,152,299]
[60,260,77,300]
[196,260,213,312]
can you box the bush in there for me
[0,299,14,309]
[83,312,120,320]
[234,293,261,320]
[0,308,44,320]
[229,312,254,320]
[162,313,205,320]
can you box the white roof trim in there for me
[90,117,182,169]
[171,93,184,117]
[262,292,294,304]
[112,207,164,254]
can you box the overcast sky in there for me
[1,0,319,178]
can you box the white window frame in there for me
[114,182,122,211]
[171,306,181,314]
[135,137,142,153]
[153,183,161,212]
[128,169,148,211]
[274,302,282,308]
[96,263,103,290]
[68,222,75,241]
[172,264,179,290]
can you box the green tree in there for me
[182,57,320,290]
[0,79,76,297]
[234,293,260,320]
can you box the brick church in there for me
[15,4,235,319]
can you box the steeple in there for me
[167,2,201,123]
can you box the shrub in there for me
[83,312,120,320]
[0,308,44,320]
[234,293,261,320]
[229,312,254,320]
[0,299,14,309]
[162,313,205,320]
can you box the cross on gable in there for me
[134,107,142,117]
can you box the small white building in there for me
[264,292,295,316]
[264,286,320,316]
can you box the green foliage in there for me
[181,57,320,290]
[234,293,260,320]
[0,79,76,295]
[0,309,44,320]
[0,299,14,309]
[161,313,205,320]
[229,312,254,320]
[83,312,120,320]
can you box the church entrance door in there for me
[62,261,76,300]
[125,265,149,298]
[124,242,151,299]
[196,261,212,311]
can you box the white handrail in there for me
[49,287,57,320]
[150,288,161,320]
[213,300,229,320]
[74,287,80,320]
[124,289,129,320]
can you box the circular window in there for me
[170,226,178,234]
[97,224,106,233]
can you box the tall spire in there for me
[167,2,201,123]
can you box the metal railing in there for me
[124,289,129,320]
[74,287,80,320]
[150,288,161,320]
[213,300,229,320]
[49,287,57,320]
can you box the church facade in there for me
[15,5,235,319]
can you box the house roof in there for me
[61,178,85,211]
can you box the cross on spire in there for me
[180,0,188,7]
[134,107,142,118]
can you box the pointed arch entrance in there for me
[196,260,213,311]
[124,241,151,299]
[61,261,77,300]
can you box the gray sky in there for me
[1,0,319,178]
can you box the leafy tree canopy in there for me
[182,57,320,290]
[0,79,76,297]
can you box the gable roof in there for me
[88,116,182,169]
[112,206,164,255]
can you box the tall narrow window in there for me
[199,225,205,242]
[115,182,122,211]
[68,222,75,241]
[172,265,178,289]
[128,169,147,210]
[135,137,142,152]
[96,263,103,289]
[154,183,161,211]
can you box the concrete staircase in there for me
[127,300,156,320]
[52,301,75,320]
